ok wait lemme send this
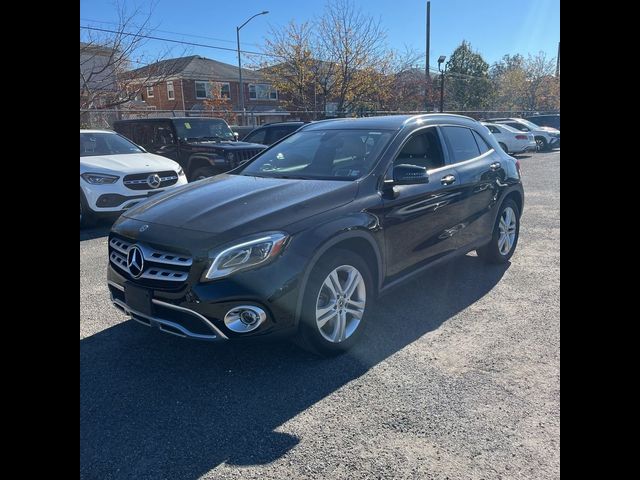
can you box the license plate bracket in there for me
[124,282,153,317]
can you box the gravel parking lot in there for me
[80,150,560,480]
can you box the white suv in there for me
[80,130,187,227]
[484,118,560,151]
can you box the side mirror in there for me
[393,164,429,185]
[233,132,239,141]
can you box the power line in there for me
[80,17,264,49]
[80,25,282,59]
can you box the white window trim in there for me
[167,81,175,100]
[195,81,208,99]
[146,85,154,98]
[249,83,278,101]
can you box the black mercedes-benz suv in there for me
[108,114,524,355]
[113,117,266,181]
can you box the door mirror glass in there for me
[393,164,429,185]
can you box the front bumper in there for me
[106,244,305,342]
[81,175,188,213]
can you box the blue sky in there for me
[80,0,560,68]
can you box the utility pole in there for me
[425,1,430,112]
[555,41,560,77]
[438,55,446,113]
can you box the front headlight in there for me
[202,232,289,281]
[80,172,119,184]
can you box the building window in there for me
[196,81,230,99]
[249,84,278,100]
[220,83,230,99]
[195,81,208,99]
[146,86,154,98]
[167,81,175,100]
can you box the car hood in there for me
[80,153,179,174]
[121,173,358,235]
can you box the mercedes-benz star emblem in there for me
[146,173,161,189]
[127,245,145,278]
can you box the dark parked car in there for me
[108,114,524,355]
[243,121,307,146]
[113,117,266,180]
[524,114,560,131]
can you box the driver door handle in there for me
[441,174,456,186]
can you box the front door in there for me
[378,127,468,278]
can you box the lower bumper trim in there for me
[109,281,228,341]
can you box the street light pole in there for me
[438,55,446,113]
[236,11,269,126]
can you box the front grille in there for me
[109,235,193,287]
[235,149,263,162]
[123,170,179,190]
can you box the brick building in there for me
[126,55,290,125]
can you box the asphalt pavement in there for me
[80,150,560,479]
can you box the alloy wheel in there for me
[498,206,517,255]
[315,265,366,343]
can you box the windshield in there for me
[80,132,144,157]
[173,119,235,141]
[238,129,394,180]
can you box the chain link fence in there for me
[80,109,559,130]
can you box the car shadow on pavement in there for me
[80,255,509,479]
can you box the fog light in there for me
[224,305,266,333]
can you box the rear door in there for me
[440,126,503,249]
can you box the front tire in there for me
[477,199,520,264]
[80,191,96,228]
[296,249,373,356]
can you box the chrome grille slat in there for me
[108,236,193,285]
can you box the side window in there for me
[472,130,491,154]
[441,126,481,163]
[153,123,176,146]
[267,127,295,144]
[488,125,500,134]
[394,128,445,170]
[245,128,267,145]
[132,123,154,147]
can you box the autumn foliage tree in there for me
[202,82,236,124]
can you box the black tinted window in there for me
[486,125,500,134]
[506,122,528,132]
[442,126,481,163]
[267,126,297,144]
[245,128,267,145]
[395,128,444,170]
[472,130,491,154]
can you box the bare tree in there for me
[522,52,559,111]
[317,0,393,114]
[80,0,185,110]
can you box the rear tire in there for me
[190,166,219,181]
[477,199,520,264]
[295,249,374,356]
[535,137,548,152]
[499,142,508,153]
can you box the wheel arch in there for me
[293,229,383,326]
